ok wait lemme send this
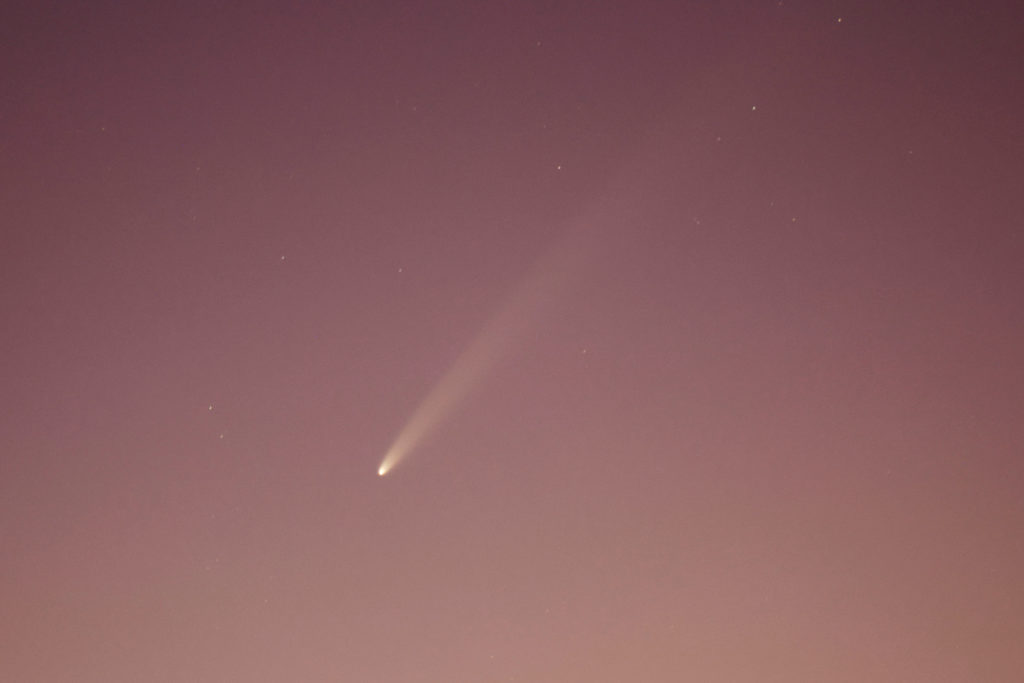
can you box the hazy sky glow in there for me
[2,1,1023,681]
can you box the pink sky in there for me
[2,1,1022,680]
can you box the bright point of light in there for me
[378,464,388,476]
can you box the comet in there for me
[374,120,670,477]
[376,223,595,477]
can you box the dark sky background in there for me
[2,1,1023,680]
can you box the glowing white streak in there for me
[377,231,588,477]
[373,114,679,478]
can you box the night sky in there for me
[3,1,1023,680]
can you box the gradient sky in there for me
[2,1,1023,681]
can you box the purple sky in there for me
[3,1,1023,680]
